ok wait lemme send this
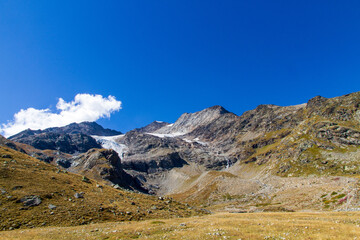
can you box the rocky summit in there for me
[4,91,360,213]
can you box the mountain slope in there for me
[154,105,232,136]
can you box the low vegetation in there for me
[1,212,360,239]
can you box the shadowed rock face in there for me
[0,134,72,164]
[69,148,146,192]
[122,152,188,173]
[0,135,26,153]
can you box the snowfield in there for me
[91,135,128,158]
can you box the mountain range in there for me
[3,91,360,214]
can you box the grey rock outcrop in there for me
[69,148,146,192]
[133,121,170,133]
[19,195,42,207]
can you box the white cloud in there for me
[0,94,122,137]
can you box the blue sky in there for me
[1,1,360,134]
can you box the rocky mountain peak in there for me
[252,104,281,113]
[133,121,170,133]
[154,105,233,135]
[207,105,230,114]
[306,95,328,109]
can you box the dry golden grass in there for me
[1,211,360,239]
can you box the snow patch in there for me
[181,137,208,146]
[146,132,186,138]
[91,135,128,158]
[194,137,208,146]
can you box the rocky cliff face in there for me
[69,148,145,192]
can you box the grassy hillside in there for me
[0,146,204,231]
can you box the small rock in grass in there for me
[12,186,23,191]
[74,192,84,199]
[82,176,91,183]
[19,196,42,207]
[0,188,7,195]
[48,204,57,210]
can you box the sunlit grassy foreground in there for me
[1,211,360,239]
